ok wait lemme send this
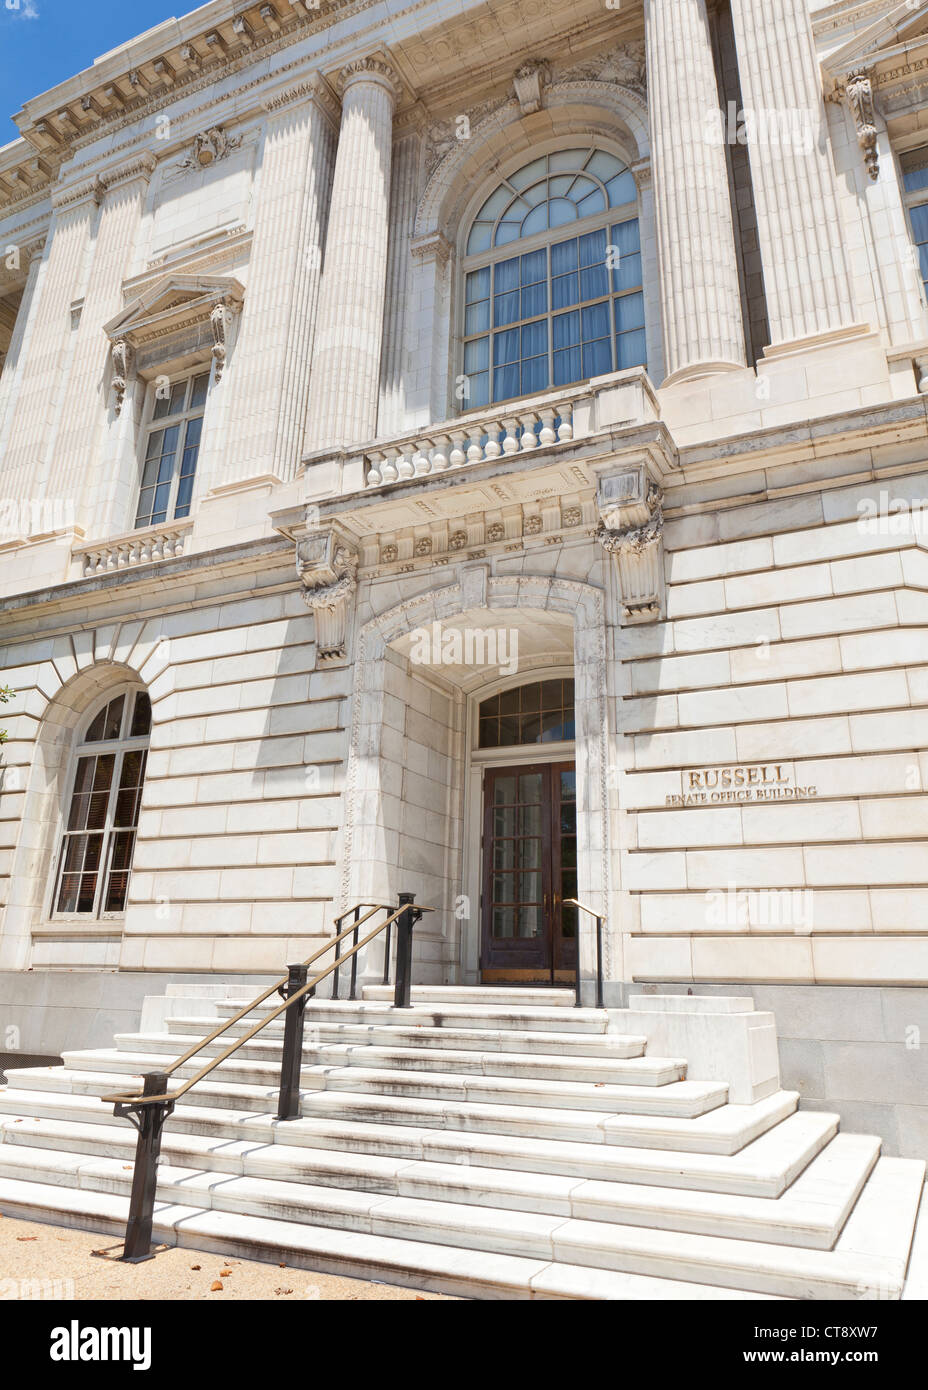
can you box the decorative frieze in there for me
[596,467,665,625]
[297,530,360,665]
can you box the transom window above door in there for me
[462,148,646,410]
[135,369,210,529]
[479,679,575,748]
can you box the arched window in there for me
[51,686,151,917]
[462,148,646,410]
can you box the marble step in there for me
[1,1066,796,1153]
[166,1014,649,1058]
[0,1149,919,1297]
[0,1116,879,1249]
[0,1087,835,1194]
[214,998,611,1035]
[121,1032,682,1086]
[0,1176,780,1300]
[361,986,577,1008]
[61,1047,719,1116]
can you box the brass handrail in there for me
[104,901,433,1107]
[563,897,605,1009]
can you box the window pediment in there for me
[103,274,243,413]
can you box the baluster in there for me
[381,447,400,483]
[519,412,539,450]
[538,408,557,446]
[501,418,520,455]
[413,440,432,476]
[466,435,483,464]
[431,434,450,471]
[396,447,415,480]
[558,402,574,441]
[484,422,502,460]
[449,431,467,467]
[367,450,384,486]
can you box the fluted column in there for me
[729,0,858,347]
[225,85,337,486]
[0,191,95,513]
[305,56,399,452]
[0,238,45,458]
[378,128,421,438]
[644,0,747,383]
[49,157,155,516]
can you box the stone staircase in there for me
[0,984,925,1300]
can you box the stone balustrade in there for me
[76,520,192,577]
[364,391,588,488]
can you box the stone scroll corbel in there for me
[596,466,666,625]
[111,337,134,416]
[297,530,360,666]
[845,68,879,183]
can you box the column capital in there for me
[336,53,401,103]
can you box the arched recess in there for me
[408,82,662,419]
[340,573,619,1001]
[2,660,148,971]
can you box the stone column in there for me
[377,127,421,438]
[729,0,858,347]
[644,0,747,383]
[305,56,399,453]
[224,83,338,487]
[0,189,96,514]
[0,237,45,456]
[49,156,155,519]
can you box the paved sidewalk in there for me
[0,1212,454,1300]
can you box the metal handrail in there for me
[563,897,605,1009]
[106,892,433,1262]
[104,903,418,1107]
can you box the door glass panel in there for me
[519,772,543,802]
[519,905,542,938]
[492,906,516,938]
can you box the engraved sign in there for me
[665,764,818,807]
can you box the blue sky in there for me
[0,0,187,143]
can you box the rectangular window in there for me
[900,147,928,303]
[463,217,646,410]
[135,370,210,529]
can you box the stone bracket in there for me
[596,463,666,625]
[844,68,879,183]
[296,528,359,666]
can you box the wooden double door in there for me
[480,761,578,983]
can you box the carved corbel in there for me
[111,337,134,416]
[297,530,360,665]
[513,59,550,116]
[596,466,665,624]
[210,301,230,383]
[845,68,879,183]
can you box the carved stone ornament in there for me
[513,59,550,116]
[297,530,360,665]
[176,126,243,173]
[210,300,230,383]
[111,337,133,416]
[845,68,879,182]
[596,468,666,624]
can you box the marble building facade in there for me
[1,0,928,1155]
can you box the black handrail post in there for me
[393,892,420,1008]
[348,904,361,1001]
[596,914,604,1010]
[331,930,342,1000]
[576,945,582,1009]
[382,908,393,986]
[115,1071,174,1263]
[277,963,309,1121]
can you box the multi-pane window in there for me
[52,688,151,918]
[478,679,576,748]
[462,149,646,410]
[135,370,209,529]
[900,146,928,302]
